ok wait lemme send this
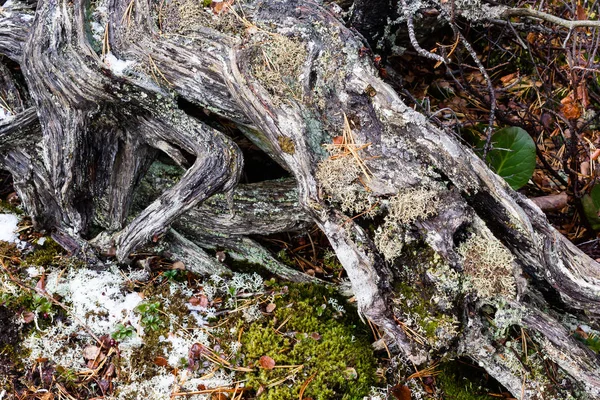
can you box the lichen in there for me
[316,156,377,216]
[386,188,441,224]
[457,232,516,299]
[277,135,296,155]
[390,245,460,349]
[158,0,242,36]
[374,188,441,261]
[250,33,307,102]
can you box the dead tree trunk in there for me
[1,0,600,397]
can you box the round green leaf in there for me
[486,127,536,190]
[583,185,600,231]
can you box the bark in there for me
[1,0,600,398]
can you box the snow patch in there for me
[103,52,137,77]
[0,213,26,248]
[46,265,143,335]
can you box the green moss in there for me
[0,199,22,215]
[395,280,440,338]
[436,361,499,399]
[23,239,65,267]
[240,283,377,399]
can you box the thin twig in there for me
[400,0,446,64]
[503,7,600,29]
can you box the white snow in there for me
[103,52,137,77]
[0,107,13,121]
[46,265,144,335]
[0,214,26,248]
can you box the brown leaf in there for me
[310,332,321,341]
[211,0,233,14]
[332,136,344,145]
[35,275,46,293]
[22,312,35,323]
[83,345,102,360]
[575,326,589,339]
[189,296,200,306]
[500,72,518,86]
[265,303,276,313]
[258,355,275,370]
[390,384,411,400]
[561,94,581,120]
[576,4,587,20]
[154,356,169,367]
[171,261,185,270]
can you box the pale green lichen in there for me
[316,156,377,216]
[374,188,441,261]
[250,34,307,101]
[458,233,516,299]
[386,188,441,224]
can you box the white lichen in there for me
[386,188,441,224]
[374,188,441,261]
[316,156,377,215]
[458,232,516,298]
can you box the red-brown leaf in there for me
[390,384,411,400]
[154,356,169,367]
[258,355,275,370]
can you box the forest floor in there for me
[2,0,600,398]
[0,201,509,399]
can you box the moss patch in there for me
[22,238,66,267]
[436,361,500,399]
[240,283,377,399]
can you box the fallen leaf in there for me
[83,345,102,360]
[561,93,581,120]
[171,261,185,270]
[310,332,321,340]
[576,4,587,20]
[210,0,233,14]
[35,275,46,292]
[259,355,275,370]
[265,303,276,313]
[22,312,35,323]
[390,384,411,400]
[154,356,169,367]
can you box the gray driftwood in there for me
[1,0,600,397]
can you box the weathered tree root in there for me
[2,0,600,397]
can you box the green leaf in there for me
[582,185,600,230]
[486,127,536,190]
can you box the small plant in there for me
[573,330,600,354]
[485,126,536,190]
[162,269,181,282]
[136,301,165,332]
[111,323,136,340]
